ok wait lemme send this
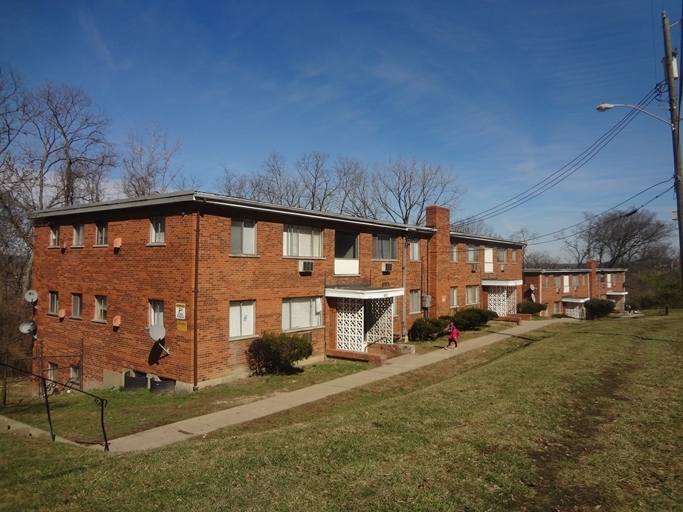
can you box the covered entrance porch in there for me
[325,285,404,353]
[482,279,522,317]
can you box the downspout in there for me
[193,202,204,392]
[401,231,408,341]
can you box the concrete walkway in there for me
[2,318,574,453]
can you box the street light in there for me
[596,100,683,298]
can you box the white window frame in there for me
[149,299,164,327]
[71,293,82,319]
[450,244,458,262]
[282,297,322,331]
[450,287,458,308]
[231,219,256,255]
[372,234,397,260]
[95,222,108,246]
[409,240,420,261]
[72,223,84,246]
[150,216,165,244]
[49,226,60,247]
[466,244,479,263]
[94,295,107,322]
[554,275,562,288]
[511,249,517,264]
[466,285,479,305]
[49,291,59,315]
[229,300,255,339]
[283,225,322,257]
[409,290,421,313]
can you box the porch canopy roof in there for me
[481,279,523,287]
[325,285,404,299]
[606,291,628,296]
[562,297,589,303]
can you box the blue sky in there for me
[2,0,681,255]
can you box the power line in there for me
[453,85,663,229]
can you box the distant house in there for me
[29,192,526,391]
[523,258,628,319]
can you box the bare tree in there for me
[120,122,182,197]
[452,218,498,237]
[295,151,338,211]
[0,67,28,161]
[19,83,115,208]
[334,155,378,218]
[252,152,302,207]
[215,165,253,198]
[369,156,462,225]
[563,209,675,267]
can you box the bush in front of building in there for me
[517,301,548,315]
[451,308,497,331]
[246,331,313,375]
[584,299,615,320]
[408,317,449,341]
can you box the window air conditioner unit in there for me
[470,263,478,273]
[556,288,560,293]
[500,264,506,272]
[382,262,393,272]
[299,260,314,273]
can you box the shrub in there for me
[408,317,448,341]
[452,309,484,331]
[517,301,548,315]
[246,331,313,375]
[584,299,615,320]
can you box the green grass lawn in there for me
[1,314,681,511]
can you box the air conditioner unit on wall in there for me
[470,263,478,273]
[382,262,393,272]
[500,264,506,272]
[299,260,314,273]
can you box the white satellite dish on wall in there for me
[24,290,38,303]
[149,324,166,341]
[19,320,37,334]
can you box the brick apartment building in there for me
[29,191,525,391]
[522,258,628,319]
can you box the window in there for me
[466,244,479,263]
[49,292,59,315]
[372,235,397,260]
[409,240,420,261]
[572,275,579,287]
[581,274,586,285]
[497,248,507,263]
[231,219,256,255]
[554,302,562,314]
[554,276,562,288]
[450,244,458,262]
[94,295,107,321]
[335,231,358,259]
[282,297,322,330]
[450,287,458,308]
[283,225,322,257]
[511,249,517,264]
[392,296,398,316]
[70,365,80,382]
[95,222,108,245]
[71,293,82,319]
[543,276,549,288]
[409,290,421,313]
[48,362,58,383]
[49,226,60,247]
[466,285,479,305]
[72,223,84,246]
[229,300,255,338]
[149,300,164,327]
[150,216,165,244]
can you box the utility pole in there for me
[662,11,683,298]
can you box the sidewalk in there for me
[1,318,574,453]
[103,318,574,453]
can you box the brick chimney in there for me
[587,257,597,299]
[426,205,451,318]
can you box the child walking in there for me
[445,320,459,349]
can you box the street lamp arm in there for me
[596,103,674,128]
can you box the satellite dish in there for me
[529,284,535,291]
[24,290,38,303]
[19,320,37,334]
[149,324,166,341]
[530,293,536,303]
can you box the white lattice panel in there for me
[336,298,365,351]
[565,304,585,319]
[488,286,517,316]
[366,298,393,345]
